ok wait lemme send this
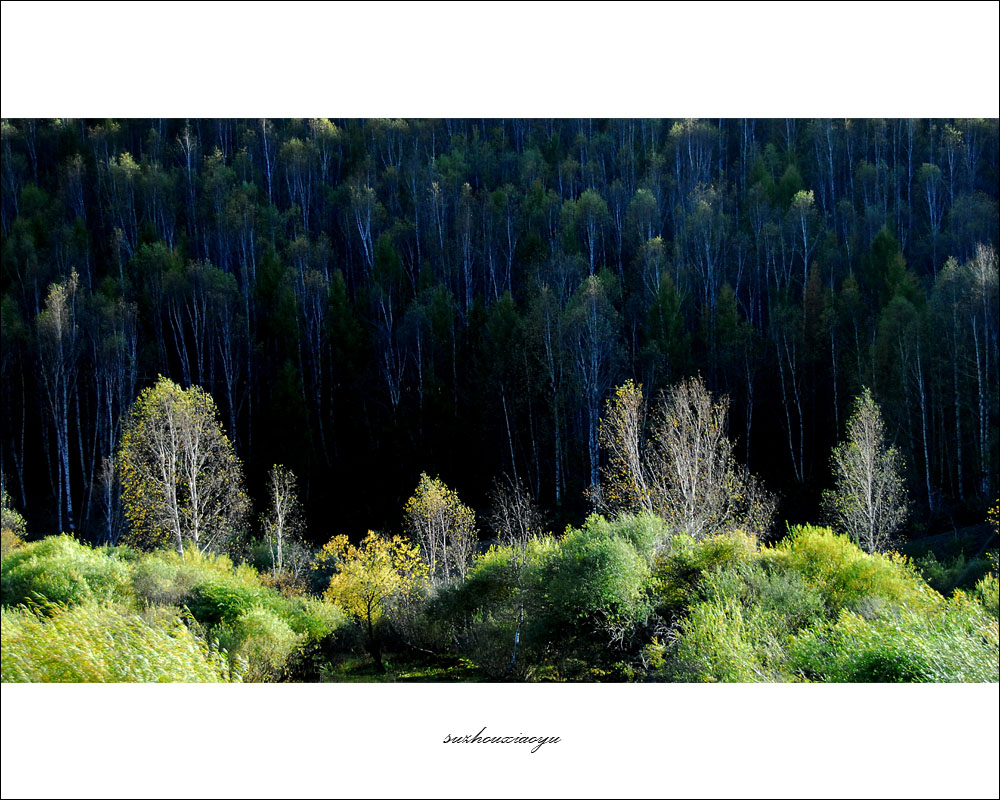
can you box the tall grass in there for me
[1,601,233,682]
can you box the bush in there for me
[652,529,758,614]
[764,525,937,616]
[789,594,999,682]
[462,610,521,679]
[188,575,265,626]
[426,544,526,677]
[539,519,652,644]
[267,595,348,641]
[1,491,27,541]
[216,606,303,681]
[131,548,237,607]
[1,535,132,608]
[1,491,27,558]
[916,551,992,595]
[576,513,670,557]
[700,560,827,634]
[1,527,25,559]
[1,601,232,682]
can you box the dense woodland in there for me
[1,117,999,683]
[1,118,998,542]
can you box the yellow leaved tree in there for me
[316,531,426,671]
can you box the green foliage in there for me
[1,602,233,682]
[216,606,303,682]
[266,595,348,641]
[642,522,998,683]
[973,572,999,619]
[915,551,992,595]
[763,525,935,616]
[188,575,265,627]
[434,518,660,678]
[1,491,27,554]
[789,595,999,682]
[131,547,240,607]
[1,535,132,608]
[131,546,345,645]
[652,530,759,613]
[669,598,788,682]
[538,516,653,641]
[700,560,827,634]
[572,512,669,557]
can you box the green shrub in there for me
[267,595,348,641]
[700,560,827,634]
[765,525,937,616]
[425,544,525,676]
[188,575,265,626]
[1,535,132,608]
[647,553,825,683]
[916,551,992,595]
[576,513,670,557]
[131,548,236,607]
[652,529,758,613]
[1,601,232,682]
[463,610,521,679]
[789,594,999,682]
[1,491,27,558]
[452,544,522,608]
[1,527,25,559]
[1,491,27,541]
[216,606,303,681]
[539,521,652,641]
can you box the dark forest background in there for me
[1,118,997,544]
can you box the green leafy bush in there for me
[1,601,232,682]
[972,572,998,619]
[539,519,652,642]
[1,535,132,608]
[576,513,670,557]
[428,543,531,677]
[215,606,303,681]
[652,529,758,613]
[267,595,348,641]
[188,575,266,626]
[764,525,937,616]
[1,491,27,557]
[700,560,827,634]
[462,610,521,679]
[916,551,992,595]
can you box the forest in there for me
[1,117,998,683]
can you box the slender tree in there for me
[823,388,908,553]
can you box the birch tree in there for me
[118,376,248,555]
[598,376,774,539]
[823,388,908,553]
[261,464,304,578]
[36,272,81,533]
[404,472,477,586]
